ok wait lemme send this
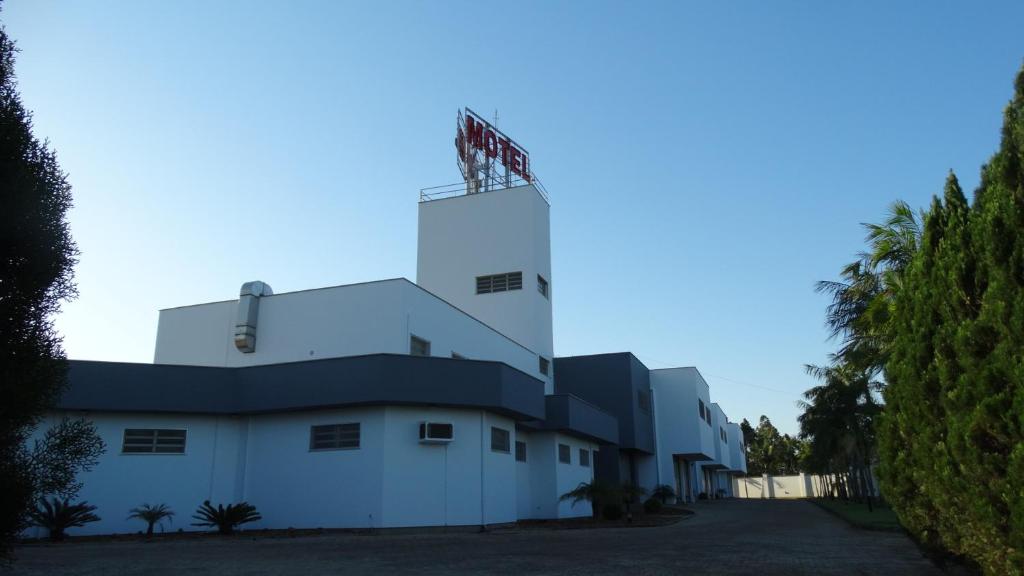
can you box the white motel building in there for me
[36,110,747,536]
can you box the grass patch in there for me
[811,498,904,532]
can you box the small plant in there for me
[191,501,261,535]
[29,498,100,541]
[601,502,623,521]
[643,497,663,514]
[652,484,676,504]
[127,503,174,536]
[559,481,617,519]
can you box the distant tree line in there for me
[739,416,803,477]
[801,63,1024,574]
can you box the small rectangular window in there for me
[537,275,548,298]
[491,427,510,453]
[310,423,360,450]
[558,443,571,464]
[410,335,431,357]
[476,272,523,294]
[706,407,713,426]
[515,440,527,462]
[579,448,590,467]
[539,356,550,376]
[698,399,705,420]
[122,429,186,454]
[637,389,651,412]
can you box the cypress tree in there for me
[881,63,1024,574]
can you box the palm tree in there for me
[191,501,261,535]
[29,498,100,541]
[127,503,174,536]
[816,200,922,373]
[651,484,676,504]
[798,362,882,507]
[559,481,616,519]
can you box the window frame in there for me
[515,440,527,462]
[410,334,431,357]
[537,274,549,298]
[309,422,361,451]
[539,356,550,376]
[476,272,523,295]
[558,443,571,464]
[490,426,511,454]
[121,428,187,455]
[579,448,590,467]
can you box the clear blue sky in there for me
[6,1,1023,435]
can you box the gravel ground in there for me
[10,499,941,575]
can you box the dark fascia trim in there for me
[518,393,620,445]
[61,354,546,421]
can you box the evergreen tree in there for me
[880,64,1024,574]
[0,17,102,559]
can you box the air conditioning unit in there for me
[419,422,454,444]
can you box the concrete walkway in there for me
[11,499,940,575]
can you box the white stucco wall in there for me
[31,406,588,537]
[727,422,747,474]
[711,403,731,471]
[27,412,247,538]
[417,185,553,393]
[649,367,715,495]
[153,279,540,384]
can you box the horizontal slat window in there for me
[310,423,360,451]
[122,429,186,454]
[476,272,523,294]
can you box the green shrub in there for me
[190,501,261,535]
[29,498,100,541]
[651,484,675,504]
[127,503,174,536]
[643,497,663,514]
[601,502,623,521]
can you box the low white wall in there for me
[732,472,880,499]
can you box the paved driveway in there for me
[11,499,940,575]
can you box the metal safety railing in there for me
[419,176,550,204]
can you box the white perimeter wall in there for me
[153,279,541,385]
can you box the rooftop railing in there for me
[419,176,550,204]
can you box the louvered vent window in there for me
[122,429,186,454]
[476,272,523,294]
[310,423,361,450]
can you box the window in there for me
[558,443,571,464]
[539,356,550,376]
[122,429,186,454]
[491,427,510,453]
[637,389,651,412]
[537,275,549,298]
[579,448,590,467]
[410,335,431,356]
[310,423,360,450]
[721,427,727,444]
[515,441,527,462]
[476,272,523,294]
[451,352,465,360]
[706,407,713,426]
[698,399,705,420]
